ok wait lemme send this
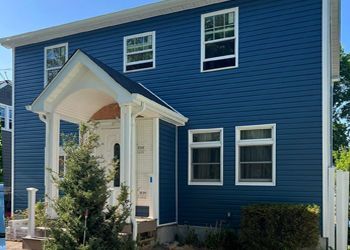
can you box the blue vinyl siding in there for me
[14,0,322,228]
[159,120,176,225]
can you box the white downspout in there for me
[131,103,146,241]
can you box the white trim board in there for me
[322,0,332,238]
[11,48,15,216]
[0,0,229,49]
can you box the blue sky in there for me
[0,0,349,81]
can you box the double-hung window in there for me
[0,104,12,131]
[124,31,155,72]
[236,124,276,186]
[188,128,223,185]
[201,8,238,72]
[44,43,68,85]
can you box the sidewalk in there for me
[6,241,22,250]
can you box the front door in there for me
[95,124,121,205]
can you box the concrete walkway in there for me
[6,241,22,250]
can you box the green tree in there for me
[333,49,350,150]
[45,123,133,250]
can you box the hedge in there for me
[239,204,320,250]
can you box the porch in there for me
[25,49,187,240]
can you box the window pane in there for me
[0,107,5,128]
[203,57,236,71]
[241,129,272,140]
[127,51,153,63]
[113,143,120,187]
[225,12,234,25]
[240,163,272,181]
[192,147,220,164]
[126,62,153,71]
[205,16,214,29]
[46,46,66,68]
[59,156,65,178]
[240,145,272,162]
[193,132,220,142]
[214,14,224,27]
[205,39,235,59]
[192,163,220,182]
[127,35,153,53]
[47,69,60,83]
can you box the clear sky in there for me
[0,0,349,81]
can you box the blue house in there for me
[0,0,340,243]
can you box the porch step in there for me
[22,236,45,250]
[122,218,157,246]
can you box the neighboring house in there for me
[0,0,340,243]
[0,81,12,216]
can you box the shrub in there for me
[184,227,200,247]
[11,201,48,227]
[239,204,320,250]
[205,228,239,250]
[45,123,134,250]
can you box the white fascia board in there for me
[133,94,188,126]
[0,0,228,49]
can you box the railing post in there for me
[336,170,349,250]
[328,167,335,249]
[26,187,38,238]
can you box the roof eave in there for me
[0,0,228,49]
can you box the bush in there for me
[183,227,200,247]
[205,228,239,250]
[11,201,48,227]
[239,204,320,250]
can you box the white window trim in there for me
[44,43,68,86]
[123,31,156,73]
[0,104,12,132]
[188,128,224,186]
[235,124,276,186]
[201,7,239,73]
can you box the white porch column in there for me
[26,187,38,238]
[44,112,60,218]
[120,105,132,189]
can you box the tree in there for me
[45,123,133,250]
[333,49,350,150]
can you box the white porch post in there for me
[26,187,38,238]
[120,105,132,190]
[44,112,60,218]
[120,104,137,239]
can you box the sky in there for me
[0,0,349,81]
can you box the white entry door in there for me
[95,125,121,205]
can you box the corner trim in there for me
[322,0,332,238]
[11,48,15,216]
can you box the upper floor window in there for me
[44,43,68,85]
[201,8,238,72]
[235,124,276,186]
[188,128,223,185]
[0,104,12,131]
[124,31,155,72]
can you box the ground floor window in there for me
[188,128,223,185]
[235,124,276,186]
